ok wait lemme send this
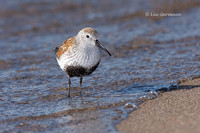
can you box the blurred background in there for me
[0,0,200,132]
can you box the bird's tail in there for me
[55,47,59,55]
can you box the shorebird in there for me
[55,27,111,97]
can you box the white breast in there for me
[57,45,101,71]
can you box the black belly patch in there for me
[66,61,100,77]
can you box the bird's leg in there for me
[68,77,71,97]
[79,77,83,94]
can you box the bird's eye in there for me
[86,35,89,38]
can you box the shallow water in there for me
[0,0,200,132]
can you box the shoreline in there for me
[116,78,200,133]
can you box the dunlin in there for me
[55,27,111,97]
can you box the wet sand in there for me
[117,78,200,133]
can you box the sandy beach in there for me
[117,78,200,133]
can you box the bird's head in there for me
[77,27,111,56]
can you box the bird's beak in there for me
[95,40,111,56]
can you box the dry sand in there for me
[116,78,200,133]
